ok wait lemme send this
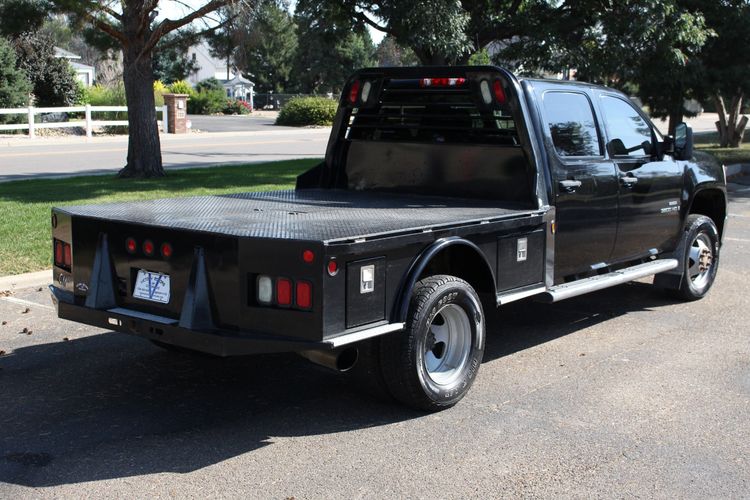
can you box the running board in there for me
[542,259,679,303]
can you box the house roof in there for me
[70,61,95,72]
[53,47,81,60]
[222,74,254,87]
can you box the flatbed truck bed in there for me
[58,189,535,243]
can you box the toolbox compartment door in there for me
[496,229,545,292]
[346,257,386,329]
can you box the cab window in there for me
[542,91,601,157]
[600,95,654,157]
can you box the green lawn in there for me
[694,131,750,165]
[0,159,318,276]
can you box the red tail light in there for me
[276,278,292,306]
[54,239,72,269]
[126,237,137,254]
[161,242,173,258]
[296,281,312,309]
[348,80,361,104]
[55,240,63,265]
[327,259,338,276]
[493,80,506,104]
[63,243,72,267]
[143,240,155,256]
[302,249,315,263]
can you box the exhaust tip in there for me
[335,347,359,372]
[299,347,359,372]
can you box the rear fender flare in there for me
[394,237,496,323]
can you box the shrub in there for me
[168,80,194,96]
[153,80,168,107]
[195,78,224,93]
[276,97,337,126]
[0,37,30,115]
[81,83,127,134]
[223,99,252,115]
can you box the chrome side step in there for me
[542,259,679,303]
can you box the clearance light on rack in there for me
[419,77,467,88]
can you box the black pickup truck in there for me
[50,66,726,411]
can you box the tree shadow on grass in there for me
[0,280,683,487]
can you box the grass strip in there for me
[0,159,318,276]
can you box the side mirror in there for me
[674,122,693,160]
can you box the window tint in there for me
[600,96,653,157]
[543,91,601,157]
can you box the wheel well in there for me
[418,245,496,297]
[689,189,726,237]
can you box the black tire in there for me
[672,214,720,301]
[380,275,485,411]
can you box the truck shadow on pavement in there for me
[0,281,681,487]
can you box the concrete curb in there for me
[0,270,51,291]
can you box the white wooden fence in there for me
[0,105,169,138]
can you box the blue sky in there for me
[157,0,385,43]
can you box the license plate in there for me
[133,270,171,304]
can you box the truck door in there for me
[540,90,619,280]
[598,94,684,262]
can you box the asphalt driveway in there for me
[0,183,748,498]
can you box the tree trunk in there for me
[714,91,747,148]
[118,23,164,177]
[668,109,683,137]
[729,93,746,148]
[715,93,730,147]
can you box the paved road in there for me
[0,184,748,497]
[0,129,329,182]
[188,114,278,132]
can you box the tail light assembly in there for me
[54,238,72,269]
[256,275,313,311]
[124,237,173,259]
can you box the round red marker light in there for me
[161,242,173,258]
[327,259,338,276]
[303,250,314,263]
[126,237,137,254]
[143,240,155,256]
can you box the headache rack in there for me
[343,68,520,146]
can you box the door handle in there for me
[559,179,582,192]
[620,174,638,187]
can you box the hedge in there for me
[276,97,337,126]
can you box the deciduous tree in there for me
[51,0,248,178]
[293,0,375,94]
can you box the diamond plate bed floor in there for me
[59,189,536,242]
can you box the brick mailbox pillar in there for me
[163,93,189,134]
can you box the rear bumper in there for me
[50,286,405,356]
[50,285,328,356]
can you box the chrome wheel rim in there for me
[688,232,714,288]
[424,304,472,386]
